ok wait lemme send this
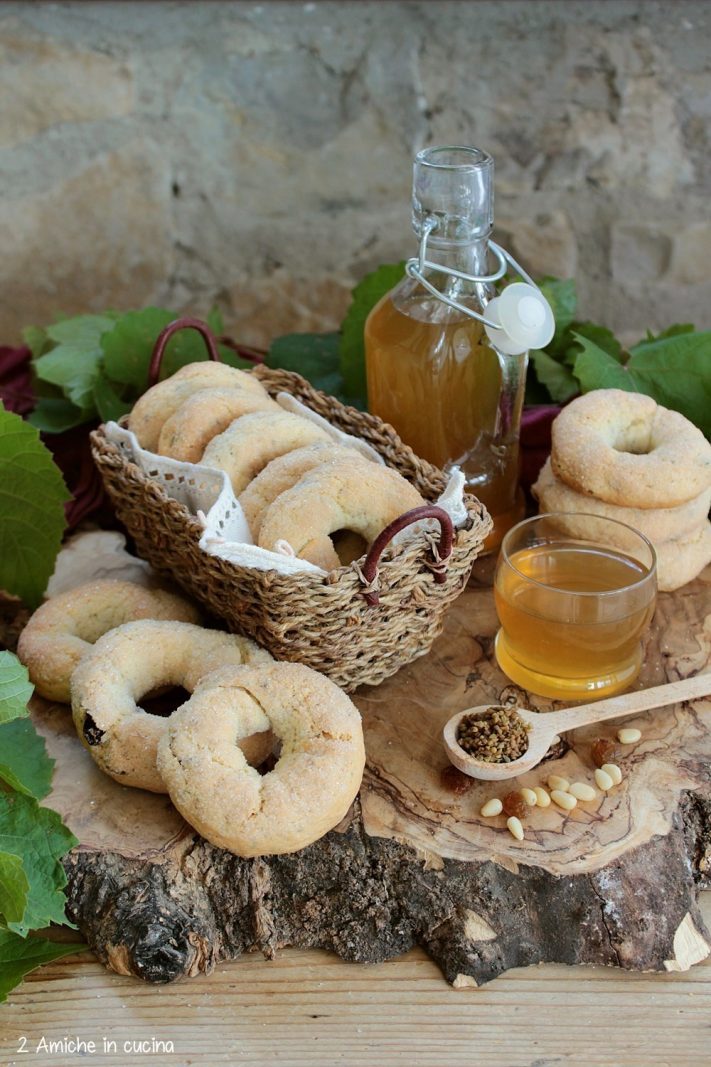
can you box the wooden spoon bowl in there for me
[443,673,711,781]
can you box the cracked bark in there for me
[31,542,711,987]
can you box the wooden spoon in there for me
[443,673,711,781]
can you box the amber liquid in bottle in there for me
[365,287,525,550]
[365,146,527,551]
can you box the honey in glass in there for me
[494,514,657,700]
[364,146,527,552]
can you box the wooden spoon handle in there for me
[548,672,711,733]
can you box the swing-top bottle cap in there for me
[484,283,555,355]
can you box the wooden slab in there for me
[28,532,711,986]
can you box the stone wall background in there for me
[1,0,709,346]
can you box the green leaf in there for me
[640,323,695,344]
[0,928,84,1003]
[340,262,405,400]
[538,277,577,354]
[102,308,238,390]
[0,719,54,799]
[0,852,30,925]
[92,375,131,423]
[625,331,711,438]
[207,306,224,335]
[266,333,364,406]
[27,397,90,434]
[21,326,50,360]
[573,333,638,394]
[0,407,69,608]
[565,321,623,364]
[92,308,174,389]
[0,652,33,726]
[529,348,579,403]
[0,792,78,936]
[34,315,116,412]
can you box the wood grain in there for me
[359,562,711,872]
[2,892,710,1067]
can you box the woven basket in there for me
[90,320,491,690]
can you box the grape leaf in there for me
[27,396,89,434]
[564,321,623,364]
[21,326,51,360]
[573,333,639,394]
[102,308,239,390]
[0,852,29,925]
[529,349,579,403]
[340,262,405,401]
[625,331,711,438]
[92,375,131,423]
[266,333,362,406]
[0,718,54,799]
[33,315,116,412]
[0,406,69,608]
[0,928,84,1003]
[640,323,694,344]
[207,306,225,335]
[0,652,33,725]
[538,277,577,354]
[0,792,78,936]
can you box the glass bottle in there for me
[364,146,528,552]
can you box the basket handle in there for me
[358,504,454,607]
[148,316,221,387]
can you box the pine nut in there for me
[507,815,524,841]
[534,786,551,807]
[547,775,570,792]
[601,763,622,785]
[551,789,577,810]
[569,782,596,802]
[520,787,537,806]
[618,728,641,744]
[594,768,614,791]
[480,798,503,817]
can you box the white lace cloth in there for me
[105,393,468,577]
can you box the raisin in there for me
[591,737,618,768]
[82,713,105,747]
[502,791,528,819]
[440,765,474,795]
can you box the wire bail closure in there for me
[405,218,555,355]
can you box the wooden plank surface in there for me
[1,893,709,1067]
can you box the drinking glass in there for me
[494,513,657,700]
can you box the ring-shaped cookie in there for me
[201,410,334,495]
[257,455,425,570]
[551,390,711,508]
[654,522,711,592]
[533,457,711,544]
[156,662,366,856]
[157,388,280,463]
[71,620,274,792]
[129,362,267,452]
[17,579,200,703]
[239,443,372,539]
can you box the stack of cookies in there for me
[533,389,711,591]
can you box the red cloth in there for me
[520,404,559,490]
[0,345,34,416]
